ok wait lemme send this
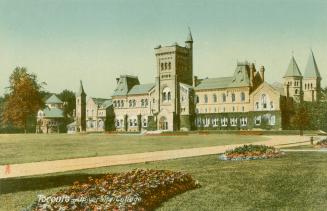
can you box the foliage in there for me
[316,138,327,148]
[58,89,76,119]
[222,144,283,160]
[2,67,45,132]
[27,169,199,210]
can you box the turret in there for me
[283,56,303,102]
[185,28,193,49]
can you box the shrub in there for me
[316,138,327,148]
[26,169,199,211]
[221,144,283,161]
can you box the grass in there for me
[0,133,265,165]
[1,152,326,210]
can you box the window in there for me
[113,101,117,108]
[232,106,235,112]
[213,118,219,127]
[121,100,124,108]
[240,117,247,126]
[164,63,167,70]
[133,100,136,107]
[195,95,199,103]
[141,99,145,107]
[242,106,245,112]
[163,87,171,102]
[232,93,235,102]
[295,89,298,94]
[161,63,164,70]
[204,117,210,127]
[256,102,259,110]
[255,116,261,125]
[241,92,245,101]
[213,94,217,103]
[117,100,121,108]
[168,62,171,69]
[129,119,133,127]
[230,117,237,126]
[222,93,226,102]
[221,117,228,127]
[261,94,267,109]
[270,101,274,109]
[133,119,137,126]
[204,95,208,103]
[270,115,276,125]
[145,99,148,107]
[129,100,132,108]
[142,118,148,127]
[196,117,201,127]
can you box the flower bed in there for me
[315,138,327,148]
[26,169,199,211]
[219,144,284,161]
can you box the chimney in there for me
[193,76,198,87]
[260,65,265,82]
[116,78,120,84]
[250,63,255,85]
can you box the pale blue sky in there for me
[0,0,326,97]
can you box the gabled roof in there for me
[195,77,232,90]
[112,75,140,96]
[128,83,155,95]
[45,94,63,104]
[42,107,64,118]
[195,62,251,91]
[101,99,113,109]
[270,82,285,96]
[92,98,109,105]
[284,56,302,78]
[304,50,321,79]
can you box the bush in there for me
[220,144,284,161]
[26,169,199,211]
[316,138,327,148]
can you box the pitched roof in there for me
[45,94,63,104]
[128,83,155,95]
[42,107,64,118]
[304,50,321,78]
[186,28,193,42]
[195,62,251,90]
[284,56,302,77]
[92,98,109,105]
[270,82,285,96]
[100,99,113,109]
[195,77,232,90]
[112,75,140,96]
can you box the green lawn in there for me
[0,133,265,164]
[1,152,326,210]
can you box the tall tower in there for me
[283,56,303,102]
[76,80,86,132]
[303,50,322,102]
[154,30,194,131]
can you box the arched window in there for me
[141,99,145,107]
[232,93,235,102]
[121,100,124,108]
[161,63,164,70]
[133,99,136,107]
[195,95,199,103]
[213,94,217,103]
[295,89,298,94]
[204,95,208,103]
[117,100,121,108]
[162,87,171,102]
[241,92,245,101]
[168,62,171,69]
[222,93,226,102]
[145,99,148,107]
[311,83,313,89]
[164,63,168,70]
[305,84,307,90]
[129,100,132,107]
[261,94,267,108]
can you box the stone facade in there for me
[75,31,322,132]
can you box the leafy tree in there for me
[2,67,45,133]
[58,89,76,119]
[291,103,310,136]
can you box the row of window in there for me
[87,120,104,129]
[196,92,246,104]
[196,106,245,114]
[255,94,274,110]
[161,62,171,70]
[196,115,276,127]
[304,83,314,90]
[115,118,148,128]
[287,81,300,87]
[113,99,149,108]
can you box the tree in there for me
[292,104,310,136]
[2,67,45,133]
[58,89,76,119]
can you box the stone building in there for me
[37,94,65,133]
[75,30,322,132]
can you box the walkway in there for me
[0,135,321,179]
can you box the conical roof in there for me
[186,28,193,42]
[76,80,86,96]
[304,50,321,78]
[284,56,302,78]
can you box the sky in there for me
[0,0,326,98]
